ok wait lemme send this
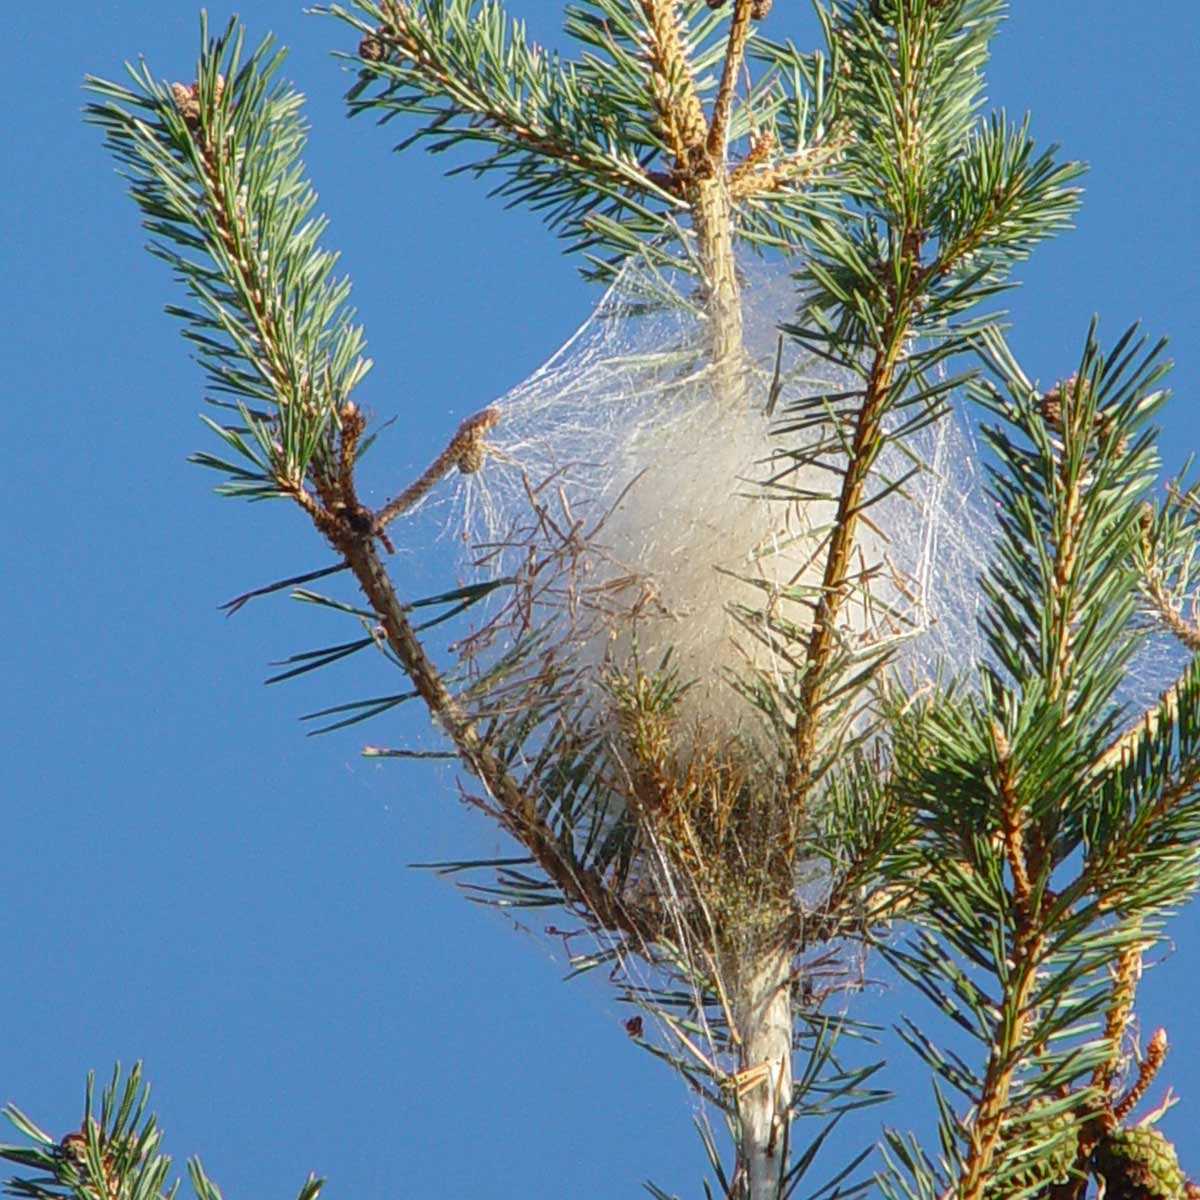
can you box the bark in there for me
[730,944,794,1199]
[689,173,747,403]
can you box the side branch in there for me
[1138,507,1200,653]
[365,2,677,203]
[1091,935,1146,1107]
[1089,669,1188,779]
[956,945,1042,1200]
[789,338,900,793]
[292,414,652,943]
[344,532,648,938]
[993,721,1035,927]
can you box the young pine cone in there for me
[1092,1127,1186,1200]
[988,1101,1079,1197]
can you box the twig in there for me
[707,0,755,160]
[376,406,502,529]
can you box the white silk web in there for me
[439,255,991,727]
[405,254,1184,728]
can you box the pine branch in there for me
[84,22,370,494]
[337,533,651,936]
[82,7,1199,1200]
[322,0,689,248]
[85,18,656,950]
[374,405,500,528]
[786,2,1015,800]
[884,315,1199,1200]
[789,328,909,797]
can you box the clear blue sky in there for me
[4,3,1199,1197]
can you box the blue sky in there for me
[4,3,1199,1197]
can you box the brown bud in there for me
[457,439,487,474]
[1147,1027,1168,1067]
[170,75,224,128]
[59,1133,88,1166]
[454,405,500,473]
[1039,385,1065,431]
[170,81,200,126]
[624,1016,644,1038]
[346,506,375,535]
[750,0,773,18]
[359,31,387,62]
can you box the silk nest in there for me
[392,255,1184,742]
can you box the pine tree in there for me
[6,3,1199,1198]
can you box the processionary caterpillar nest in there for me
[447,256,990,738]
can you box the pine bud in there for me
[358,31,387,62]
[170,82,199,125]
[457,440,486,474]
[1038,379,1068,430]
[58,1133,88,1166]
[169,75,225,128]
[1039,376,1129,458]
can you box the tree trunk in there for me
[731,944,794,1199]
[688,173,746,403]
[691,159,791,1200]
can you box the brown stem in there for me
[788,338,901,794]
[1047,391,1087,705]
[729,135,844,200]
[1147,579,1200,651]
[333,524,650,940]
[959,733,1048,1198]
[727,130,774,193]
[707,0,755,161]
[1139,508,1200,652]
[957,943,1042,1200]
[993,721,1036,926]
[1091,934,1146,1107]
[375,406,501,529]
[337,401,364,496]
[1089,671,1186,779]
[687,173,745,383]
